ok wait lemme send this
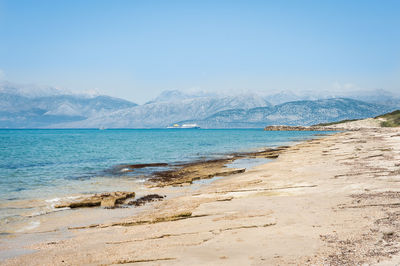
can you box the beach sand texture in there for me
[3,128,400,265]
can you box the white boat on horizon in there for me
[181,123,200,129]
[167,123,200,129]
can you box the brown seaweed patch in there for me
[120,163,168,169]
[116,257,176,264]
[148,147,287,187]
[127,194,165,207]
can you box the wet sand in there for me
[2,128,400,265]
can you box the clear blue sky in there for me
[0,0,399,103]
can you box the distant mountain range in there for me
[0,82,398,128]
[51,93,272,128]
[0,82,137,128]
[262,89,400,107]
[179,98,394,128]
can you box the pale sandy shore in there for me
[3,128,400,265]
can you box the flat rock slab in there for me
[55,191,135,209]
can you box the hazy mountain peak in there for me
[0,81,109,99]
[0,81,71,98]
[150,90,189,103]
[147,89,218,104]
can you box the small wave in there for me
[66,195,80,200]
[45,197,61,203]
[45,197,62,209]
[25,207,71,218]
[120,168,131,173]
[45,195,80,209]
[16,221,40,232]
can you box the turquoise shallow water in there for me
[0,128,331,227]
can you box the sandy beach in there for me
[2,128,400,265]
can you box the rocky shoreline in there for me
[148,146,287,186]
[54,191,136,209]
[5,129,400,265]
[53,146,288,209]
[264,125,347,131]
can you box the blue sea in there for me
[0,128,329,232]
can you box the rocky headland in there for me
[264,125,346,131]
